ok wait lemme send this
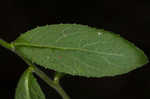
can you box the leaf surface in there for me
[15,67,46,99]
[13,24,148,77]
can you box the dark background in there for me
[0,0,150,99]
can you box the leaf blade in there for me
[13,24,149,77]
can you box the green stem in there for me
[0,39,15,51]
[33,66,70,99]
[18,52,71,99]
[17,52,71,99]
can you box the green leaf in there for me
[13,24,148,77]
[15,67,46,99]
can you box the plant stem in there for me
[0,39,15,51]
[33,66,70,99]
[18,51,71,99]
[18,52,71,99]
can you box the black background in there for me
[0,0,150,99]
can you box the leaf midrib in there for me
[24,71,30,99]
[13,42,124,57]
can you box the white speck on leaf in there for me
[98,32,102,36]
